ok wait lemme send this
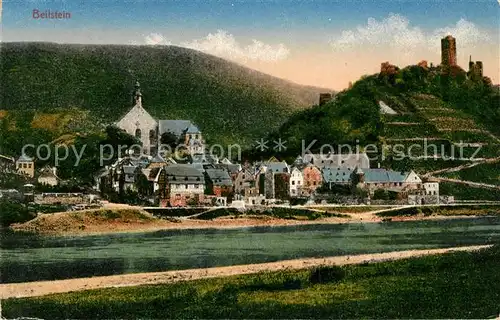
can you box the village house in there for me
[322,167,353,188]
[289,167,304,197]
[146,154,170,169]
[120,165,142,192]
[0,155,15,173]
[16,154,35,178]
[115,81,204,156]
[37,166,60,187]
[234,168,258,198]
[423,179,440,196]
[301,164,322,196]
[216,163,241,180]
[256,161,290,200]
[303,153,370,170]
[352,168,422,195]
[191,151,219,166]
[157,164,205,207]
[205,168,233,197]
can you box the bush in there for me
[0,200,37,227]
[309,266,346,284]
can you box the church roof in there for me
[186,123,201,133]
[158,120,193,137]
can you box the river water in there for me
[1,217,499,283]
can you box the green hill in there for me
[252,64,500,188]
[0,42,329,147]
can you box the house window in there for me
[185,184,188,189]
[23,163,27,169]
[135,128,142,139]
[240,181,243,186]
[28,163,32,168]
[195,134,199,139]
[18,164,22,169]
[292,181,295,185]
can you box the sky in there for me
[1,0,499,89]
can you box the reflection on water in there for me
[1,217,499,283]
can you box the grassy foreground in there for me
[4,246,500,319]
[376,204,500,218]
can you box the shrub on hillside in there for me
[309,266,346,284]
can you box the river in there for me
[1,217,499,283]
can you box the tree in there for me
[0,200,36,227]
[160,131,179,150]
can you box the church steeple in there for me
[132,80,142,106]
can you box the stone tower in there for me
[132,80,142,106]
[441,35,457,67]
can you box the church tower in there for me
[132,80,142,106]
[116,80,158,155]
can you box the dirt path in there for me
[434,177,500,190]
[0,245,490,299]
[423,156,500,177]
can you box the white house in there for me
[289,167,304,197]
[38,166,60,187]
[423,182,440,196]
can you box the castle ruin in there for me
[441,35,457,67]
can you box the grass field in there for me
[440,182,500,201]
[376,205,500,217]
[191,208,351,221]
[4,246,500,319]
[441,162,500,186]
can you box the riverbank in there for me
[0,244,491,299]
[3,245,498,319]
[9,205,497,236]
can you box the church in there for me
[115,81,204,156]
